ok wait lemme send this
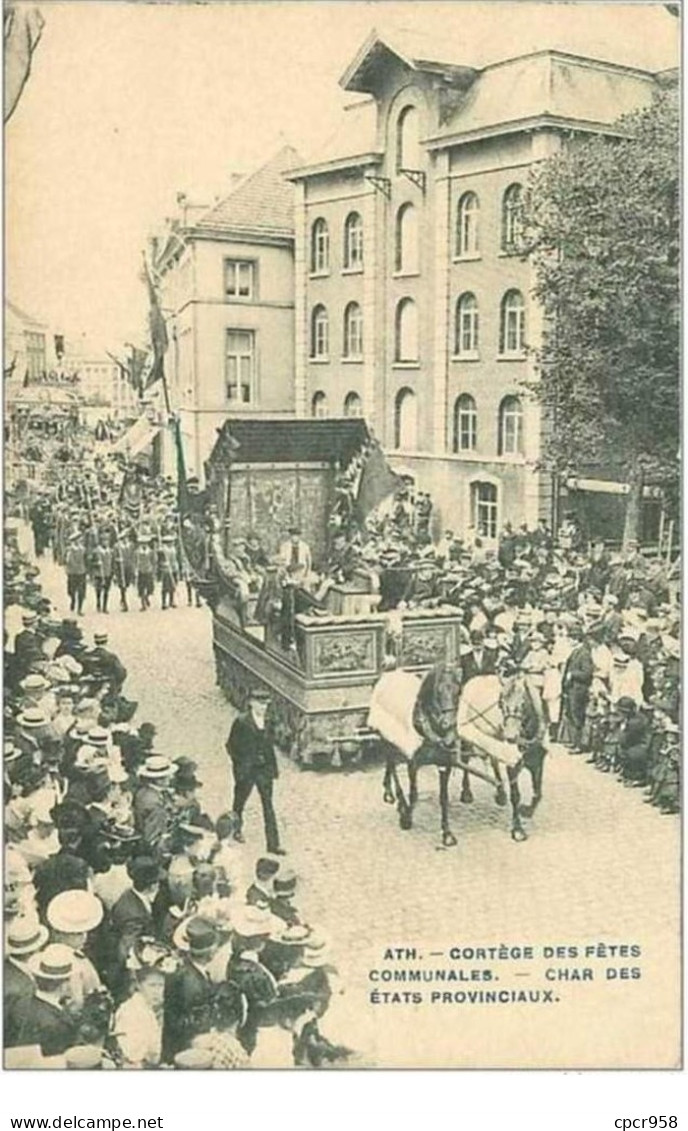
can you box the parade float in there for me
[181,417,463,768]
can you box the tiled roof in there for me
[209,417,370,468]
[194,144,301,239]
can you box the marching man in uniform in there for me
[89,530,114,614]
[64,532,88,616]
[113,532,136,613]
[158,533,180,611]
[135,534,156,612]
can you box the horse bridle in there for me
[461,679,524,741]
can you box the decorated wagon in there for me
[187,417,465,768]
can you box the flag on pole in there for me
[354,440,403,523]
[4,4,44,123]
[128,346,148,396]
[142,255,168,390]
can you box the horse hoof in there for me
[383,791,395,805]
[460,793,473,805]
[399,815,413,831]
[495,789,507,807]
[442,831,458,847]
[511,826,528,842]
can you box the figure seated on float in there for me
[397,547,443,610]
[221,536,270,629]
[315,532,381,616]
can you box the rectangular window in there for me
[472,482,498,539]
[459,415,476,451]
[224,260,256,300]
[225,329,255,404]
[26,331,46,378]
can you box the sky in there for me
[5,0,679,353]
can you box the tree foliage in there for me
[521,88,679,503]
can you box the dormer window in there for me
[396,105,420,173]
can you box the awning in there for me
[111,415,161,458]
[566,477,663,499]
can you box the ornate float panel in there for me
[212,599,463,768]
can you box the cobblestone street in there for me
[34,546,681,1068]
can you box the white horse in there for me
[369,667,548,846]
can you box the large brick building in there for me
[287,26,675,541]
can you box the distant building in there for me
[153,144,300,479]
[4,299,49,389]
[69,347,138,426]
[287,25,676,540]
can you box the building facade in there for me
[69,351,138,426]
[4,300,49,389]
[153,145,300,479]
[288,29,672,541]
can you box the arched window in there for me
[310,304,329,359]
[498,395,524,456]
[456,192,480,257]
[394,387,418,450]
[311,390,328,418]
[454,292,479,355]
[471,481,498,538]
[396,105,420,172]
[499,289,526,354]
[453,394,477,452]
[343,391,362,417]
[343,212,363,270]
[343,302,363,359]
[395,203,418,274]
[310,218,329,273]
[395,298,419,362]
[502,183,524,251]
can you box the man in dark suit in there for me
[13,945,77,1057]
[162,917,219,1061]
[227,690,284,855]
[90,631,127,694]
[107,855,160,994]
[133,756,175,851]
[14,611,43,676]
[462,629,499,681]
[4,918,48,1047]
[559,629,594,751]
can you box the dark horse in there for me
[377,665,547,847]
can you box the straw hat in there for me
[138,755,175,780]
[47,890,104,934]
[28,943,74,982]
[6,916,49,957]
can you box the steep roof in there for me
[5,299,47,329]
[208,417,370,468]
[341,26,478,92]
[194,144,301,240]
[342,7,678,88]
[298,8,677,177]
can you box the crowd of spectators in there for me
[4,523,352,1069]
